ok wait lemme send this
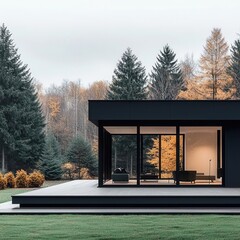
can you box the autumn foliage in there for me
[15,170,29,188]
[4,172,16,188]
[147,135,184,178]
[28,171,45,187]
[0,173,7,190]
[0,170,45,190]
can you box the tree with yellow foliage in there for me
[147,136,184,178]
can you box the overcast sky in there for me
[1,0,240,88]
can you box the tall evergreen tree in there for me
[106,49,147,170]
[0,24,45,171]
[66,135,97,179]
[149,45,184,100]
[38,134,62,180]
[228,39,240,99]
[107,48,148,100]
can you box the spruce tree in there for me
[107,48,148,100]
[149,45,184,100]
[38,134,62,180]
[228,39,240,99]
[66,135,97,179]
[106,49,147,170]
[0,24,45,171]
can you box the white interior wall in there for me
[185,132,217,177]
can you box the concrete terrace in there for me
[12,180,240,196]
[11,180,240,209]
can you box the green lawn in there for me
[0,189,30,203]
[1,183,240,240]
[0,215,240,239]
[0,180,70,203]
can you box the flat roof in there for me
[88,100,240,126]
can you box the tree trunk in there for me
[84,115,87,140]
[75,87,78,137]
[114,147,117,169]
[2,146,5,173]
[213,77,215,100]
[212,73,217,100]
[78,164,81,179]
[130,153,133,177]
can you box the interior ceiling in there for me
[104,126,222,134]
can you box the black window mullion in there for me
[176,126,180,186]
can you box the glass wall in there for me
[142,134,159,177]
[103,127,137,185]
[101,125,222,186]
[140,127,177,185]
[179,127,222,185]
[160,135,184,178]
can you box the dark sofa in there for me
[112,168,129,182]
[173,171,197,183]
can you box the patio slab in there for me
[12,180,240,196]
[12,180,240,208]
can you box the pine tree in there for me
[38,134,62,180]
[149,45,184,100]
[107,48,148,100]
[199,28,233,100]
[0,24,45,171]
[66,135,97,179]
[106,48,147,171]
[228,39,240,99]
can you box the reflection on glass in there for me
[112,135,137,179]
[143,135,184,179]
[142,135,159,175]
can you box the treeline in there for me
[40,28,240,152]
[107,28,239,102]
[37,80,107,151]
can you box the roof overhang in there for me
[88,100,240,126]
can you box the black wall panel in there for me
[224,124,240,187]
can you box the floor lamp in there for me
[209,159,212,184]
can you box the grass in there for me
[0,189,30,203]
[0,180,70,203]
[0,214,240,239]
[1,182,240,239]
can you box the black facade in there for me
[89,100,240,188]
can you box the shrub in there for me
[4,172,16,188]
[15,170,28,188]
[0,173,7,190]
[62,162,76,180]
[28,171,45,188]
[80,168,92,179]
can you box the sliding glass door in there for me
[140,127,178,185]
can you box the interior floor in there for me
[104,179,222,186]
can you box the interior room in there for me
[102,126,222,186]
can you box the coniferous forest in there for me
[1,24,240,179]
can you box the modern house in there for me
[12,100,240,208]
[89,100,240,188]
